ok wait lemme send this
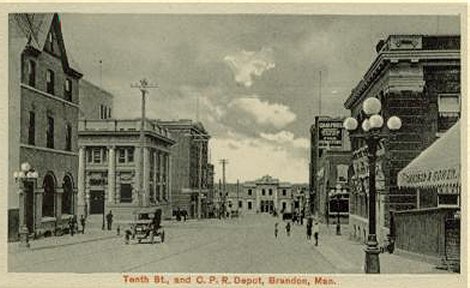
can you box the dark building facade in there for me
[9,13,83,240]
[316,150,351,224]
[158,120,212,218]
[310,116,351,219]
[344,35,460,243]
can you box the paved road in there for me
[9,214,347,273]
[9,214,450,274]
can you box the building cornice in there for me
[344,49,460,109]
[21,83,80,109]
[20,143,78,156]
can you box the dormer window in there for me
[27,60,36,87]
[46,70,55,95]
[64,79,72,101]
[47,32,54,53]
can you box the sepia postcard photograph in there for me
[0,1,467,288]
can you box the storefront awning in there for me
[397,121,460,189]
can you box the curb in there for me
[12,234,119,253]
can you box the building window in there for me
[239,200,243,208]
[262,189,266,196]
[269,189,273,196]
[47,32,54,52]
[438,194,459,207]
[248,189,252,196]
[28,111,35,145]
[120,183,133,203]
[118,148,126,163]
[248,201,252,210]
[108,107,112,118]
[93,148,101,163]
[27,60,36,87]
[65,124,72,151]
[438,94,460,133]
[127,148,134,162]
[46,69,55,95]
[282,202,287,211]
[46,116,54,149]
[282,189,287,196]
[64,79,72,101]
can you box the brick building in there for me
[77,119,175,221]
[309,116,351,219]
[79,79,113,120]
[157,120,212,218]
[8,13,83,240]
[344,35,460,243]
[315,150,351,224]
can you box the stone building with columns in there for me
[225,175,294,215]
[77,119,175,222]
[8,13,83,241]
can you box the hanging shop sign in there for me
[318,120,344,149]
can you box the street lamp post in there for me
[334,184,342,236]
[14,162,39,248]
[344,97,402,274]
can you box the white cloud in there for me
[229,97,296,129]
[260,131,310,149]
[210,133,308,183]
[224,47,275,87]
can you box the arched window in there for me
[42,173,56,217]
[62,175,73,214]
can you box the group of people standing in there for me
[274,217,320,246]
[68,215,87,236]
[67,210,114,236]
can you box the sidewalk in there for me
[311,224,453,274]
[8,228,119,254]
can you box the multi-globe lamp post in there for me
[14,162,39,248]
[343,97,402,274]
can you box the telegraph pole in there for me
[219,159,228,217]
[237,179,240,216]
[131,79,158,207]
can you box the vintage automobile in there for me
[127,208,165,244]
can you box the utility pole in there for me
[131,79,158,207]
[237,179,240,216]
[219,159,228,217]
[318,70,322,116]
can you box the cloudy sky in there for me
[60,14,459,183]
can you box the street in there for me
[8,214,447,274]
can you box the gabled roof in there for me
[10,13,82,78]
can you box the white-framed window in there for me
[92,148,101,163]
[438,94,460,116]
[247,201,252,210]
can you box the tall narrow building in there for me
[9,13,83,240]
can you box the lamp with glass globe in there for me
[13,162,39,248]
[343,97,402,274]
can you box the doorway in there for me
[90,190,104,214]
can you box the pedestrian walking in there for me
[274,222,279,238]
[80,214,86,234]
[313,221,320,246]
[306,222,312,240]
[285,222,291,237]
[106,210,113,230]
[69,216,76,236]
